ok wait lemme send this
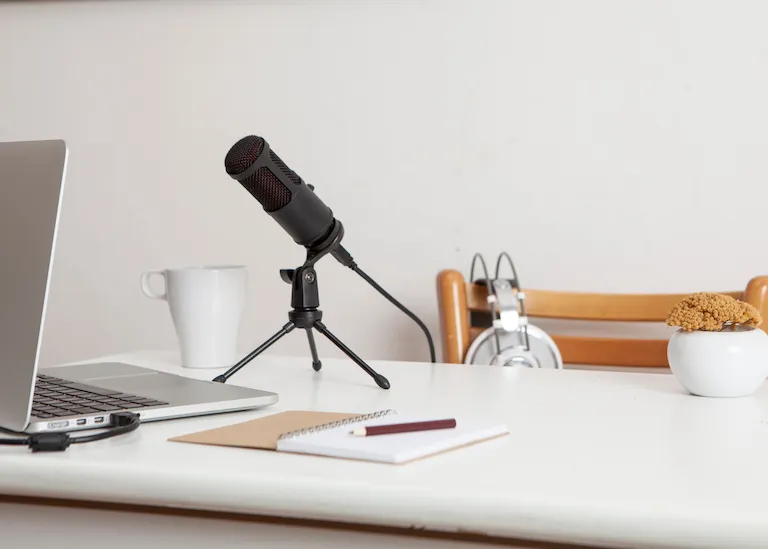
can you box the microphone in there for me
[224,135,337,251]
[222,134,437,364]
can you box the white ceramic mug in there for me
[141,265,247,368]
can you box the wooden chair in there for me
[436,270,768,368]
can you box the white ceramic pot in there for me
[667,326,768,397]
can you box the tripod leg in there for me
[213,322,295,383]
[313,321,390,389]
[305,328,322,371]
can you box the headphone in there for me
[463,252,563,369]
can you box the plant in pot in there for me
[666,292,768,397]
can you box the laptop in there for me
[0,139,278,434]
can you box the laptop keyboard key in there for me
[88,403,119,412]
[133,399,165,405]
[69,407,96,414]
[88,395,115,402]
[47,378,69,385]
[57,383,122,396]
[47,408,71,417]
[35,405,57,411]
[116,402,145,409]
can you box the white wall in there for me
[1,0,766,367]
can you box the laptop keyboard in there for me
[32,374,169,419]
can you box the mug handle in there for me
[141,270,167,300]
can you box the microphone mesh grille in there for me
[225,136,265,175]
[241,167,292,212]
[269,150,302,186]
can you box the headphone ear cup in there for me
[464,324,563,369]
[491,346,540,368]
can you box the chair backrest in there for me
[436,270,768,367]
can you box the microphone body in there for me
[225,136,335,248]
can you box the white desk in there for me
[2,351,768,549]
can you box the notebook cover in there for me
[168,411,359,451]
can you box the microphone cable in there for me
[350,264,436,363]
[0,411,140,452]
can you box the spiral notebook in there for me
[170,409,509,464]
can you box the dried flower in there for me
[666,292,762,331]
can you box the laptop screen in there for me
[0,140,67,431]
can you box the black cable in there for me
[350,264,437,363]
[0,435,28,446]
[0,412,140,452]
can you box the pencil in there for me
[350,419,457,437]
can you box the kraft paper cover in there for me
[168,411,359,451]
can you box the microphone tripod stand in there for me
[212,241,391,389]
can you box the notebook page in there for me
[276,415,509,464]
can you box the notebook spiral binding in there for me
[277,409,398,441]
